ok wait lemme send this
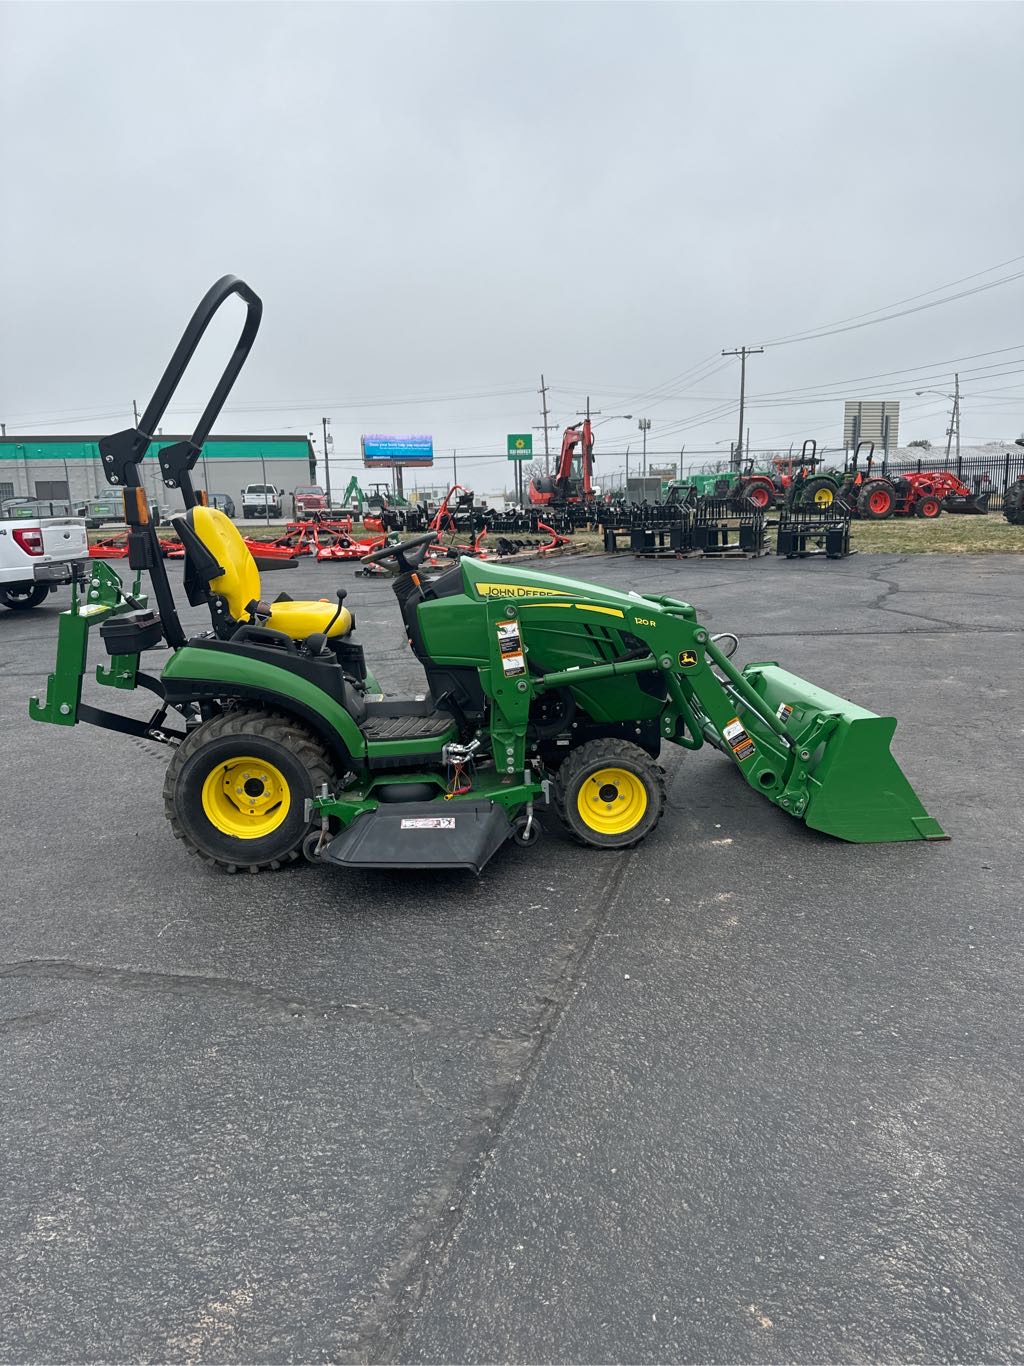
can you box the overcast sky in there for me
[2,0,1022,492]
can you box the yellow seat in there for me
[184,505,353,640]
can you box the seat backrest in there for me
[187,505,262,622]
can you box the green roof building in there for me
[0,434,316,515]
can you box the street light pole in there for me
[915,380,960,463]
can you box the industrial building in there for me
[0,434,316,515]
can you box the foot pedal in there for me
[320,800,513,874]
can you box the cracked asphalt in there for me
[1,550,1021,1363]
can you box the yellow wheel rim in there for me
[813,487,834,506]
[201,755,291,840]
[577,766,648,835]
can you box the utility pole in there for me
[943,377,962,462]
[321,417,332,502]
[722,346,763,472]
[638,418,651,478]
[132,399,140,427]
[452,449,458,487]
[536,373,555,474]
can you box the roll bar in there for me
[98,275,263,505]
[94,276,263,649]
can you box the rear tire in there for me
[740,479,774,510]
[554,739,666,850]
[0,584,50,610]
[858,479,896,520]
[1004,478,1024,526]
[162,709,335,873]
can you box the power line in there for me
[761,267,1024,349]
[739,345,1024,403]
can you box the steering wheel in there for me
[361,530,439,572]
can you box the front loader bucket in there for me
[741,665,947,843]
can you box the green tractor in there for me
[29,278,946,874]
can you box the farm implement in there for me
[30,276,945,874]
[243,514,357,560]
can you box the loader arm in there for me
[511,577,945,844]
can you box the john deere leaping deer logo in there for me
[678,649,699,668]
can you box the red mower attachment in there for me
[317,532,388,562]
[88,535,131,559]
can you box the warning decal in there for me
[776,702,794,723]
[722,716,756,761]
[400,817,456,830]
[497,618,527,676]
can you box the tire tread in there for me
[162,708,334,874]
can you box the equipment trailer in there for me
[30,277,946,875]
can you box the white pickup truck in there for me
[0,514,90,610]
[241,483,284,519]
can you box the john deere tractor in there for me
[29,278,946,874]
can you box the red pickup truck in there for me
[292,485,328,516]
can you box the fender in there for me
[161,645,366,763]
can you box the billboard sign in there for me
[843,401,900,452]
[361,434,434,468]
[507,433,533,460]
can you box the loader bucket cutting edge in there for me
[740,664,948,844]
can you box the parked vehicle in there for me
[2,497,76,519]
[209,493,236,518]
[77,496,125,529]
[241,483,283,518]
[292,485,328,516]
[0,511,90,610]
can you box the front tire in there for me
[554,739,666,850]
[162,710,335,872]
[0,583,50,610]
[793,476,839,510]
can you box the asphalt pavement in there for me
[1,549,1021,1363]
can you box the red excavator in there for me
[528,419,595,506]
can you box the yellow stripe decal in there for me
[575,604,624,618]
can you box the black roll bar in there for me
[94,276,263,650]
[98,275,263,503]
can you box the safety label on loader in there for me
[400,817,456,830]
[776,702,794,723]
[722,716,756,761]
[496,619,527,676]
